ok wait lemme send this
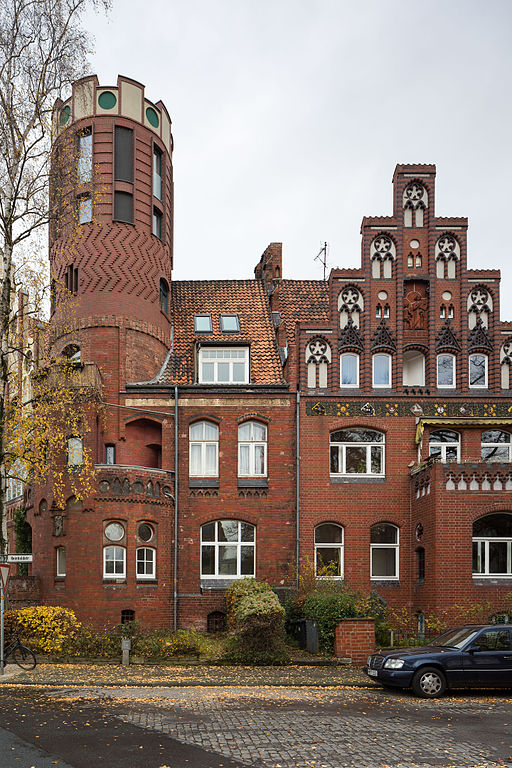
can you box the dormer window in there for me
[194,315,212,333]
[198,347,249,384]
[220,315,240,333]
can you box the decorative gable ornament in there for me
[371,320,396,352]
[468,317,493,352]
[435,321,461,353]
[338,317,364,351]
[501,337,512,366]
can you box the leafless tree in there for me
[0,0,110,553]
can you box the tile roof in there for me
[154,280,286,386]
[275,279,329,347]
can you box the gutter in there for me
[296,389,300,588]
[173,385,179,631]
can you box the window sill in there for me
[371,579,400,587]
[137,580,157,587]
[201,577,253,591]
[473,576,512,585]
[330,475,385,484]
[237,477,268,488]
[189,478,219,489]
[103,579,127,586]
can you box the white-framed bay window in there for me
[238,421,267,476]
[189,421,219,476]
[200,520,255,578]
[198,346,249,384]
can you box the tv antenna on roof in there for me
[315,242,328,281]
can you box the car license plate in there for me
[367,669,378,677]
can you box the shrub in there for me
[8,606,82,655]
[224,578,290,665]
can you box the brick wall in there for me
[335,619,375,665]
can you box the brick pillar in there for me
[335,619,375,665]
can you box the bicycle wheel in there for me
[12,645,36,670]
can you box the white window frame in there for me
[198,346,249,384]
[481,430,512,462]
[153,145,162,200]
[77,129,92,183]
[330,429,385,478]
[315,523,344,578]
[103,546,126,579]
[469,353,488,388]
[238,421,267,477]
[472,515,512,577]
[372,353,391,388]
[136,547,156,580]
[340,353,359,388]
[370,524,399,580]
[428,429,461,463]
[56,546,66,577]
[67,436,83,467]
[200,520,256,579]
[78,195,92,224]
[437,353,456,388]
[189,421,219,477]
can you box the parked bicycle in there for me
[3,630,36,670]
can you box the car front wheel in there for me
[411,666,446,698]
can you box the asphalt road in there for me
[0,684,511,768]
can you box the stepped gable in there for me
[154,279,285,386]
[276,279,329,346]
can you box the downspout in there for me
[173,385,179,631]
[296,390,300,588]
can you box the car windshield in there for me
[428,627,480,649]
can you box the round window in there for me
[138,523,153,542]
[98,91,117,110]
[146,106,159,128]
[105,522,125,542]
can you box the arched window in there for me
[500,338,512,390]
[338,286,363,328]
[103,546,126,579]
[481,430,512,462]
[435,234,460,279]
[189,421,219,476]
[62,344,81,363]
[306,338,331,388]
[473,514,512,576]
[200,520,255,578]
[159,278,169,314]
[238,421,267,477]
[469,353,488,388]
[136,547,156,579]
[372,353,391,388]
[370,523,399,579]
[403,182,428,227]
[437,353,456,388]
[340,353,359,387]
[330,429,385,477]
[315,523,344,578]
[429,429,460,463]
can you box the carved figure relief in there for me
[403,283,428,331]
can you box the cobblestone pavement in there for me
[49,685,512,768]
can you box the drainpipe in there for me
[296,390,300,588]
[173,385,179,631]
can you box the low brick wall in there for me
[7,576,40,610]
[335,619,375,665]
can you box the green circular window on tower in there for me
[146,107,159,128]
[98,91,117,109]
[59,105,71,125]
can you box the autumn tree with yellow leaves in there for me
[0,0,110,553]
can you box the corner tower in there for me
[50,75,173,382]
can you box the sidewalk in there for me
[0,661,375,688]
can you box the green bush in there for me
[224,578,290,665]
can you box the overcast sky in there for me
[84,0,512,305]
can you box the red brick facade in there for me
[15,76,512,633]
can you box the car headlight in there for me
[383,658,405,669]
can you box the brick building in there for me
[18,75,512,631]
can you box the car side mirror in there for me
[468,645,481,654]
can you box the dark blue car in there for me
[365,624,512,697]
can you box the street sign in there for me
[0,564,10,591]
[7,554,33,563]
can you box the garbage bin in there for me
[305,619,319,654]
[296,619,307,650]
